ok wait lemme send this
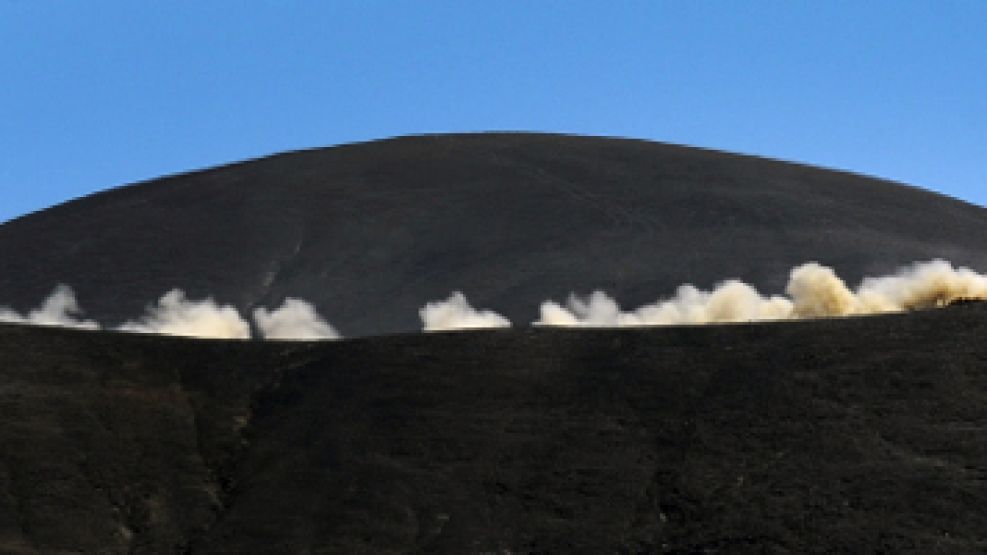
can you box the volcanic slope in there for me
[2,304,987,552]
[2,133,987,336]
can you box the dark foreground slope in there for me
[2,133,987,336]
[3,305,987,553]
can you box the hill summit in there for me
[1,133,986,337]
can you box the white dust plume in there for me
[537,282,792,327]
[254,298,340,340]
[787,260,987,317]
[118,289,251,339]
[3,259,985,337]
[420,291,511,331]
[0,285,100,330]
[536,259,987,327]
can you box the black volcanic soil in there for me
[2,133,987,336]
[3,134,987,553]
[3,304,987,553]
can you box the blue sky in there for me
[2,1,984,223]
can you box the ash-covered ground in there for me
[2,303,987,552]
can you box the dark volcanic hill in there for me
[3,305,987,553]
[2,133,986,336]
[4,134,987,553]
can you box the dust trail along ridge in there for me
[2,260,985,339]
[536,260,987,327]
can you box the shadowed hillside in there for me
[2,133,986,336]
[3,304,987,552]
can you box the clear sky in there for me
[2,1,985,223]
